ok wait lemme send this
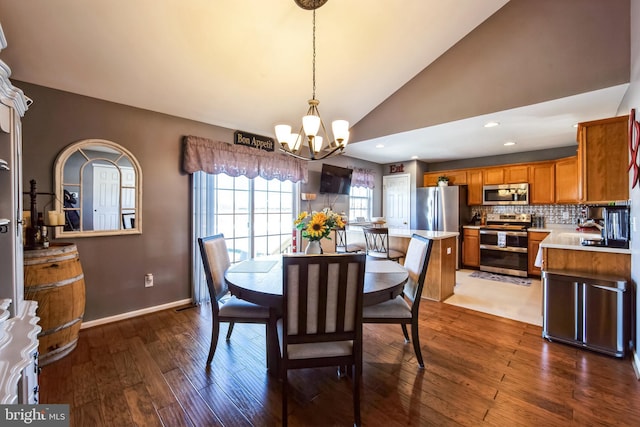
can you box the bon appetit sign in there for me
[234,131,275,152]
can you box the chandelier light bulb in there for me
[275,124,292,146]
[302,114,321,137]
[312,136,323,153]
[332,120,349,145]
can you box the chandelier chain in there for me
[312,8,316,101]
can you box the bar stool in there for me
[334,227,364,253]
[362,227,405,262]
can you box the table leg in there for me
[265,309,280,375]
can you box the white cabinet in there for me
[0,23,39,404]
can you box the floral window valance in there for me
[350,166,375,189]
[182,135,308,183]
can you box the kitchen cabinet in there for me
[462,227,479,267]
[527,231,549,276]
[482,167,504,185]
[554,156,579,203]
[542,269,629,358]
[529,162,555,204]
[504,165,529,183]
[483,165,528,185]
[577,115,629,203]
[423,170,466,187]
[466,170,483,205]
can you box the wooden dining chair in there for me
[362,226,405,262]
[198,234,273,366]
[362,234,433,367]
[279,253,366,427]
[334,227,364,253]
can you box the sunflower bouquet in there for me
[294,208,345,241]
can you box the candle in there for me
[47,210,57,226]
[57,212,66,226]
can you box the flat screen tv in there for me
[319,164,352,195]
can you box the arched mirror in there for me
[54,139,142,237]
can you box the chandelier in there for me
[275,0,349,161]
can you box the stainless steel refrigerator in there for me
[415,185,470,267]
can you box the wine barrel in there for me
[23,243,85,366]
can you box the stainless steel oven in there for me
[479,213,531,277]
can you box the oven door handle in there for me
[480,244,528,253]
[479,229,527,237]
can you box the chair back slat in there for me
[402,234,433,313]
[198,234,231,303]
[283,254,366,345]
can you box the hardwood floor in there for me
[39,300,640,426]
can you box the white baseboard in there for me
[80,298,194,330]
[633,349,640,380]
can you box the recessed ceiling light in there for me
[504,141,516,146]
[375,144,385,149]
[484,121,500,128]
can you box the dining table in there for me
[224,254,409,372]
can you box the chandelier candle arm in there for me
[275,0,349,161]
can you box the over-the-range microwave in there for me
[482,183,529,205]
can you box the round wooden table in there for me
[225,254,409,310]
[225,254,409,373]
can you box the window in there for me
[192,171,296,303]
[349,186,372,222]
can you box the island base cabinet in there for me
[542,269,629,358]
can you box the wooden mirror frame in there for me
[53,139,142,238]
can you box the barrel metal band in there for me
[25,273,84,291]
[38,316,83,337]
[23,252,79,265]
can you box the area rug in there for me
[469,270,532,286]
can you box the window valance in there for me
[350,166,375,189]
[183,135,308,183]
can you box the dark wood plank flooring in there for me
[39,300,640,426]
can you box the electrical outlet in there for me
[446,247,452,254]
[562,211,569,220]
[145,273,153,287]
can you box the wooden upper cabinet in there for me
[577,115,629,203]
[529,162,555,204]
[423,170,467,187]
[555,156,579,203]
[504,165,529,183]
[466,170,483,205]
[483,168,504,185]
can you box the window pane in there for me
[253,213,268,236]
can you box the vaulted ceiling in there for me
[0,0,630,164]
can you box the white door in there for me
[93,164,120,230]
[383,174,410,229]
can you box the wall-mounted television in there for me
[319,164,353,195]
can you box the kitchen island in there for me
[343,227,459,302]
[540,231,631,280]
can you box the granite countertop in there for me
[346,226,458,240]
[539,230,630,254]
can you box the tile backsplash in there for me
[471,204,585,225]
